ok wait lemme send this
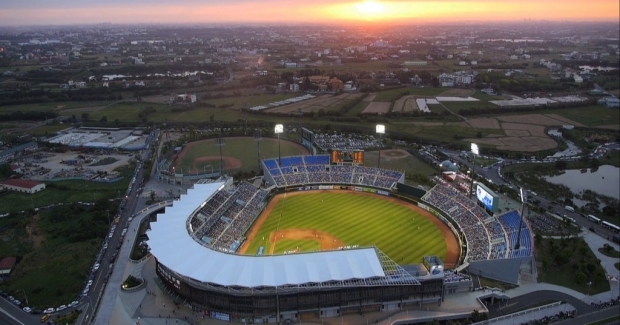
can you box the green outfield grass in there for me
[245,191,447,265]
[175,137,310,174]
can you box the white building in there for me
[1,179,46,194]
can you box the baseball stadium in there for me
[148,136,534,324]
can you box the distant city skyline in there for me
[1,0,618,26]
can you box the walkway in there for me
[92,200,620,325]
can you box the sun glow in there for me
[355,0,386,17]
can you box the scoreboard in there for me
[331,150,364,165]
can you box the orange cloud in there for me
[0,0,617,25]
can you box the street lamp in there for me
[274,124,283,166]
[376,124,385,168]
[470,143,479,199]
[16,289,28,307]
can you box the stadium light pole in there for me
[469,143,479,199]
[376,124,385,168]
[515,188,527,250]
[216,133,225,176]
[275,124,283,166]
[254,129,262,174]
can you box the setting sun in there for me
[355,0,386,17]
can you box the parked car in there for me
[69,301,79,308]
[23,307,32,313]
[93,263,100,271]
[40,314,51,323]
[43,308,55,314]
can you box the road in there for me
[439,143,620,239]
[0,130,158,325]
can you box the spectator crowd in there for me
[187,182,268,253]
[263,155,403,190]
[423,184,534,262]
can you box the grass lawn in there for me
[0,166,132,214]
[19,124,72,136]
[174,137,310,174]
[364,150,439,177]
[543,106,620,127]
[478,276,518,291]
[0,200,113,308]
[441,101,498,114]
[0,101,111,113]
[374,88,410,102]
[244,191,447,265]
[345,100,370,117]
[601,150,620,167]
[536,237,609,295]
[389,123,504,144]
[87,102,170,122]
[408,88,446,97]
[598,246,620,258]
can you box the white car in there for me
[22,307,32,313]
[44,308,55,314]
[88,279,93,286]
[69,301,79,307]
[93,263,100,271]
[57,305,67,311]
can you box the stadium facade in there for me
[148,154,533,323]
[149,181,444,323]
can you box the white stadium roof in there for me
[147,182,401,288]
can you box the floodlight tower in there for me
[215,133,225,176]
[515,188,527,250]
[469,143,479,199]
[376,124,385,168]
[254,129,262,173]
[275,124,284,166]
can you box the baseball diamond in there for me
[239,190,459,267]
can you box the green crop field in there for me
[174,137,310,174]
[244,191,449,265]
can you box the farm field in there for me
[265,93,364,114]
[241,191,459,267]
[362,102,391,114]
[173,137,310,174]
[0,101,112,113]
[392,96,418,113]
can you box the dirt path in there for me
[269,228,344,254]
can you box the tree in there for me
[150,190,155,202]
[81,113,89,120]
[100,116,108,122]
[555,160,567,170]
[574,271,587,285]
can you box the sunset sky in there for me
[1,0,618,25]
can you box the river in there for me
[545,165,620,202]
